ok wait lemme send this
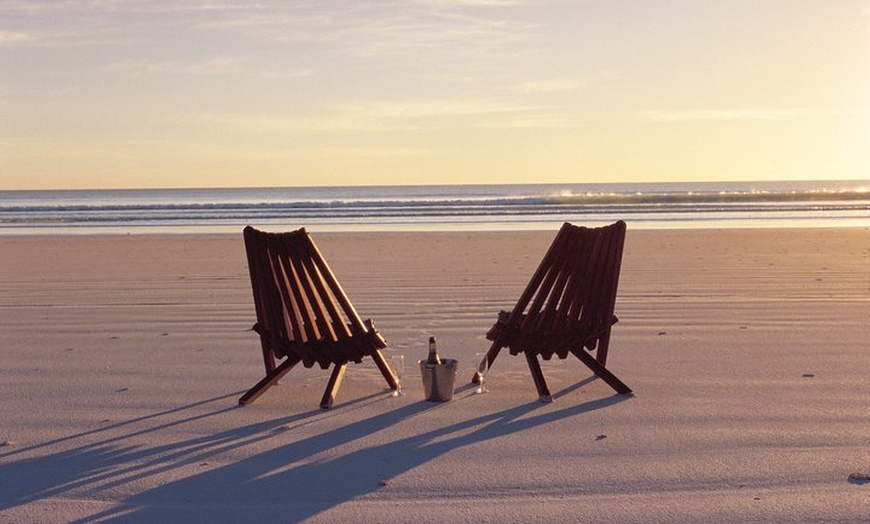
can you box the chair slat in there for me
[298,234,353,340]
[535,234,575,326]
[244,228,278,373]
[267,240,309,345]
[258,236,294,349]
[297,239,349,366]
[506,224,571,325]
[306,236,369,335]
[594,221,626,363]
[288,235,335,365]
[576,227,609,345]
[555,229,596,339]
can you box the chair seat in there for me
[254,319,387,369]
[486,310,618,360]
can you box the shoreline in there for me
[1,221,868,240]
[3,180,868,237]
[2,218,869,236]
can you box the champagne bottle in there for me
[427,336,442,366]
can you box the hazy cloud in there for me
[106,56,244,76]
[638,108,807,122]
[476,114,568,129]
[172,97,546,132]
[0,30,33,45]
[105,56,311,79]
[195,3,536,60]
[516,78,584,93]
[414,0,523,5]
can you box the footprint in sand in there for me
[848,472,869,485]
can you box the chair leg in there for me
[239,356,299,405]
[525,352,552,403]
[320,363,348,409]
[569,347,632,395]
[472,341,503,384]
[596,330,612,366]
[370,349,399,390]
[261,345,277,373]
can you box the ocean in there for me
[0,181,867,235]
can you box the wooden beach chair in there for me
[473,221,632,401]
[239,226,398,408]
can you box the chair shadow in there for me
[0,381,629,524]
[0,391,246,460]
[0,390,382,513]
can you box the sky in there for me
[1,0,869,190]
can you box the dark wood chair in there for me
[473,221,632,401]
[239,226,398,409]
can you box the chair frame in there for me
[473,221,632,401]
[239,226,398,408]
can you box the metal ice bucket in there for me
[418,359,458,402]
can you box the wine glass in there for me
[474,352,489,394]
[390,353,405,397]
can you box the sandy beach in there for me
[1,227,867,523]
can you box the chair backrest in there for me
[243,226,374,368]
[505,221,626,358]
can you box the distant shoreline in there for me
[2,181,868,235]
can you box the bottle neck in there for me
[427,337,440,364]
